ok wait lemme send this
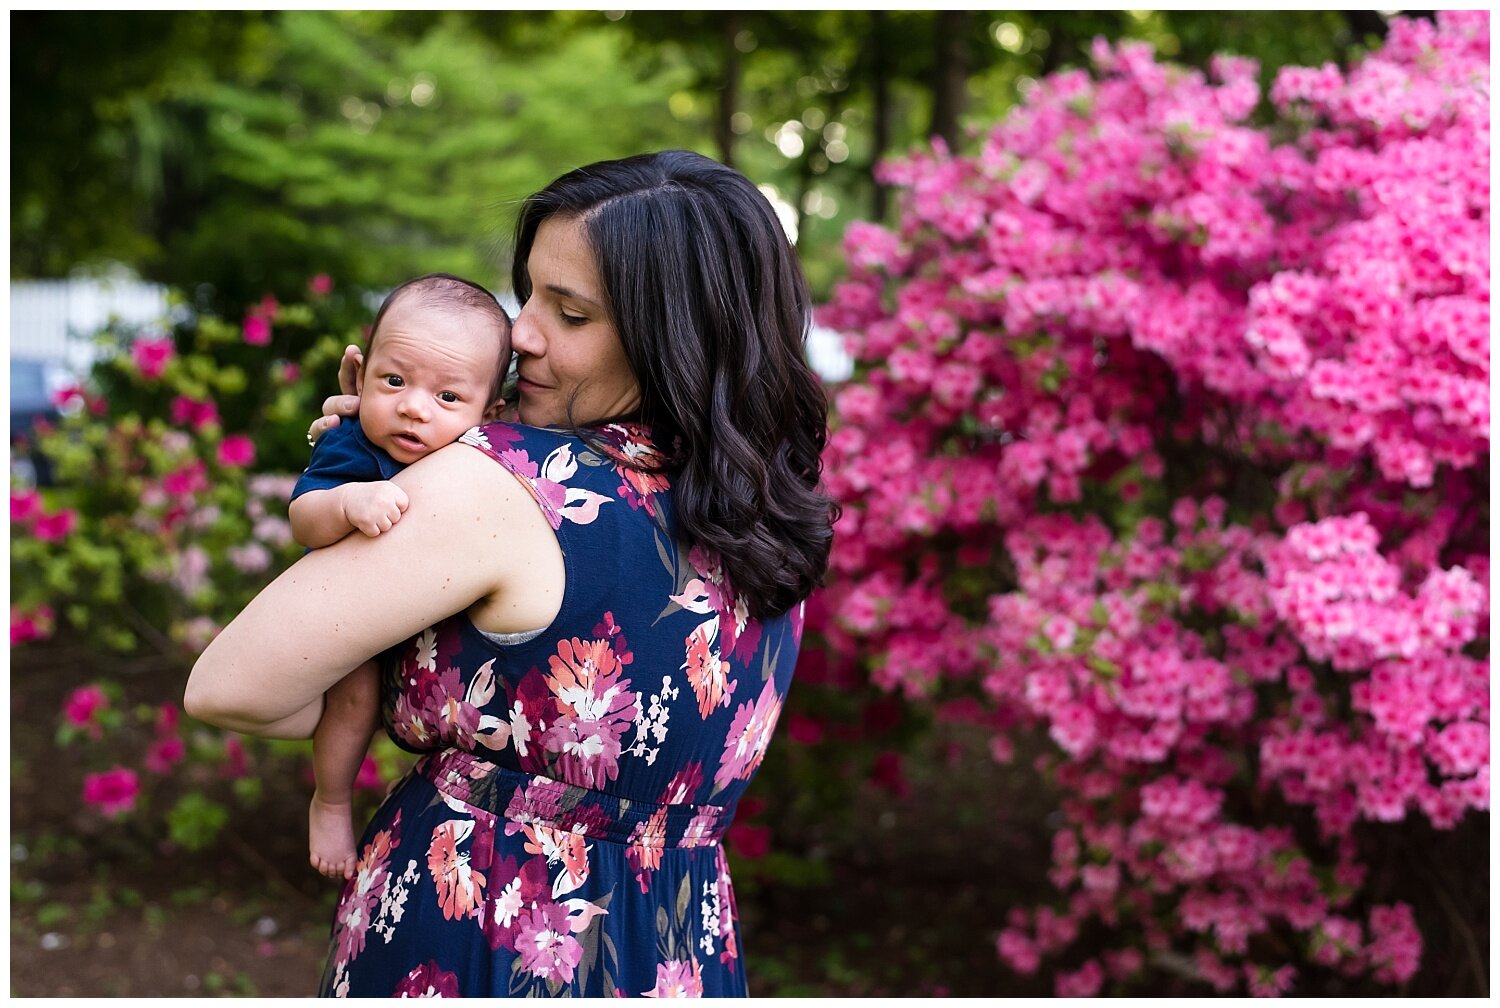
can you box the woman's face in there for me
[512,216,641,429]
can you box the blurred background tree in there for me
[12,10,1392,311]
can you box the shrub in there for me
[11,275,387,849]
[813,12,1487,995]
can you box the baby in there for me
[290,272,512,879]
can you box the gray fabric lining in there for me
[475,626,547,647]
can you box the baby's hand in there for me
[341,481,409,536]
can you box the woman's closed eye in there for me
[559,309,589,327]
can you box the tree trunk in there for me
[1342,9,1390,44]
[929,10,969,150]
[870,11,891,220]
[717,12,742,168]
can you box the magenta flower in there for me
[82,767,139,817]
[131,337,175,379]
[353,756,383,791]
[31,509,77,542]
[163,461,208,498]
[62,684,108,728]
[170,396,219,431]
[220,736,248,779]
[144,737,186,774]
[308,273,334,296]
[10,489,40,524]
[216,434,256,468]
[726,822,770,860]
[10,607,50,647]
[242,315,271,346]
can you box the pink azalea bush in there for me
[12,275,405,853]
[815,13,1487,995]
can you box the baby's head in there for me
[357,273,513,464]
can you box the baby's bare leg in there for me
[310,660,380,880]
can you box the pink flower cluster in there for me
[131,336,176,380]
[11,488,78,547]
[243,293,280,346]
[82,767,140,817]
[815,13,1486,996]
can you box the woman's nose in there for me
[510,302,544,357]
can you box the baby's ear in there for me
[480,399,507,423]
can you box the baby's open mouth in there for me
[394,433,426,451]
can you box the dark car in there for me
[10,357,71,486]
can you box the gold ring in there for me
[306,432,316,446]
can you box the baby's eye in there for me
[438,391,460,404]
[384,375,404,388]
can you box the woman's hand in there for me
[307,344,363,445]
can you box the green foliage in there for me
[11,285,361,658]
[13,11,1387,308]
[166,793,231,851]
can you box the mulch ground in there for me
[10,639,1042,997]
[11,639,1486,996]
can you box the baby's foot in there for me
[309,794,357,880]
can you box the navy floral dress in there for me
[319,422,804,998]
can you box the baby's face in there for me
[357,299,511,464]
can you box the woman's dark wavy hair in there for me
[511,150,838,619]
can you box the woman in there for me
[186,150,836,997]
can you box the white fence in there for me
[7,276,855,382]
[10,278,172,371]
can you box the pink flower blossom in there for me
[308,273,334,296]
[1366,903,1422,983]
[82,767,139,817]
[220,736,249,779]
[11,605,55,647]
[131,336,175,379]
[216,434,256,468]
[812,12,1487,995]
[10,489,41,524]
[144,737,186,774]
[1054,959,1104,997]
[50,384,86,411]
[242,315,271,346]
[727,822,770,860]
[170,396,219,431]
[62,684,108,729]
[354,756,384,791]
[31,508,77,542]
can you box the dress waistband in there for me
[417,749,731,849]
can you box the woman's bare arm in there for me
[185,441,563,736]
